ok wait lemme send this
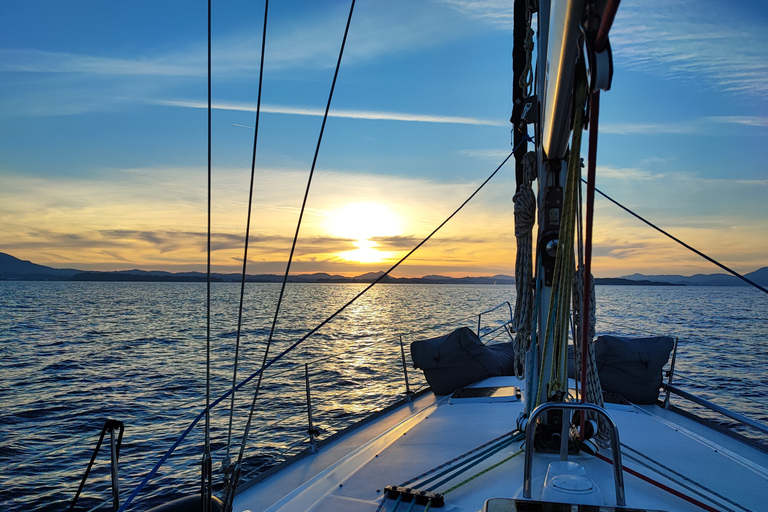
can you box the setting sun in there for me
[325,202,403,264]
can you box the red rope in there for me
[594,452,721,512]
[595,0,621,52]
[580,91,599,443]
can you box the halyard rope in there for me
[512,151,537,375]
[518,0,535,98]
[536,72,587,403]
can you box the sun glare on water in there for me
[325,202,402,264]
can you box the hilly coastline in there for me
[1,252,766,286]
[0,253,514,284]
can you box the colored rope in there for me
[536,70,587,404]
[595,452,722,512]
[399,431,519,488]
[442,449,524,494]
[425,438,518,492]
[621,443,751,512]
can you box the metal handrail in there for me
[523,402,625,507]
[70,419,124,512]
[477,301,513,338]
[662,383,768,436]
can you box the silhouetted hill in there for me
[3,252,764,287]
[0,253,82,280]
[0,253,514,284]
[594,277,683,286]
[620,267,768,287]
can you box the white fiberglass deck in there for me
[234,376,768,512]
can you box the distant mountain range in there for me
[1,252,766,287]
[0,253,514,284]
[618,268,768,287]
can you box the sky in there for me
[1,0,766,278]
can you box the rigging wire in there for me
[221,1,357,508]
[588,181,768,296]
[201,0,213,509]
[223,0,270,481]
[219,148,519,427]
[115,145,521,512]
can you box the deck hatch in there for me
[483,499,668,512]
[450,386,521,403]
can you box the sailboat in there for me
[68,1,767,511]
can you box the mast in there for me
[535,0,585,409]
[515,0,616,442]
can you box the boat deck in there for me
[234,376,768,512]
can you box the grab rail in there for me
[662,383,768,436]
[523,402,625,507]
[476,301,513,339]
[71,419,124,512]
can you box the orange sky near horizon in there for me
[2,164,764,279]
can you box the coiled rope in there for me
[512,151,537,375]
[572,267,605,424]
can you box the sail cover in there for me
[594,335,675,404]
[411,327,516,395]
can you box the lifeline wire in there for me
[222,1,357,507]
[589,181,768,295]
[224,0,270,474]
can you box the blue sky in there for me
[1,0,766,277]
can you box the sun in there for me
[325,202,402,264]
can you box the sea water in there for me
[1,282,766,511]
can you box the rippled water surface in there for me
[1,282,766,511]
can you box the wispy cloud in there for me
[597,166,664,181]
[0,48,203,77]
[600,122,695,135]
[440,0,514,30]
[703,116,768,128]
[0,1,476,78]
[601,115,768,135]
[454,149,513,160]
[612,0,768,99]
[151,99,503,126]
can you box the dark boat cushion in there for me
[410,327,516,395]
[594,335,674,404]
